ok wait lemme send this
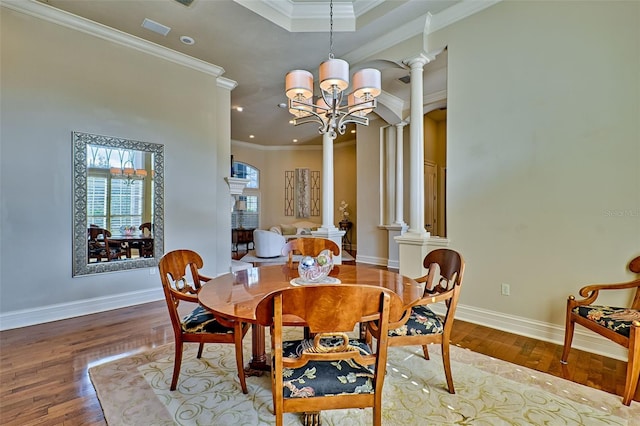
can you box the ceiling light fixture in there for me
[284,0,380,139]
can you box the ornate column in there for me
[313,132,345,263]
[394,121,407,226]
[395,54,434,278]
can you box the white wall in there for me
[0,6,233,327]
[426,0,639,327]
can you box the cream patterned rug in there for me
[89,329,639,425]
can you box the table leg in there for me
[246,324,270,376]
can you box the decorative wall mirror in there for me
[72,131,164,276]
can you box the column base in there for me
[312,228,346,264]
[395,233,450,279]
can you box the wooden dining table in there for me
[198,263,423,372]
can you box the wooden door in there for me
[424,162,437,235]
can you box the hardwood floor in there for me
[1,257,636,425]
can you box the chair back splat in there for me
[281,237,340,267]
[561,255,640,405]
[158,249,249,393]
[375,248,465,395]
[255,284,404,426]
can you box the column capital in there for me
[403,53,432,69]
[395,121,408,129]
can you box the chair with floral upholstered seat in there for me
[369,248,465,395]
[255,284,404,426]
[158,249,250,392]
[561,255,640,405]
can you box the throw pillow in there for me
[297,227,311,235]
[269,226,282,235]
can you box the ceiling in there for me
[36,0,462,146]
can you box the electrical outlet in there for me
[501,283,510,296]
[149,267,156,275]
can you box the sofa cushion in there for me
[280,224,297,235]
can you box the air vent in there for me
[174,0,195,6]
[141,18,171,36]
[398,75,411,84]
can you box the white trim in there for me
[0,288,163,331]
[355,254,388,267]
[429,303,628,362]
[1,0,227,78]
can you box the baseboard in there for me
[0,288,164,331]
[429,303,628,362]
[355,254,388,266]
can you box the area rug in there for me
[89,329,639,425]
[240,250,354,264]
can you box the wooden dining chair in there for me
[158,249,250,392]
[87,226,124,262]
[561,255,640,405]
[281,237,340,267]
[370,248,465,394]
[255,284,404,426]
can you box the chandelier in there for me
[285,0,381,139]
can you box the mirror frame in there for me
[72,131,165,276]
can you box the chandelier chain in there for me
[329,0,334,59]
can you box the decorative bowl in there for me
[297,249,334,282]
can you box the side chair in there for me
[370,248,465,394]
[158,249,250,393]
[255,284,404,426]
[281,237,340,267]
[561,255,640,405]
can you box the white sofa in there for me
[269,220,321,240]
[253,229,286,258]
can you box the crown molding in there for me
[2,0,226,77]
[427,0,502,35]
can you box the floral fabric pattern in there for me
[389,304,444,337]
[181,305,234,334]
[573,305,640,338]
[278,338,374,398]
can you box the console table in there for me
[232,228,255,252]
[339,220,352,252]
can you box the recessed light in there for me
[180,35,195,45]
[293,139,298,143]
[278,103,287,108]
[289,120,294,124]
[235,106,244,112]
[350,130,356,134]
[249,135,255,139]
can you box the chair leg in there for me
[170,340,184,391]
[441,340,455,394]
[561,317,575,364]
[197,342,205,358]
[421,344,430,360]
[622,328,639,406]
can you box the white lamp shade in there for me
[289,100,313,117]
[352,68,381,99]
[315,97,331,114]
[285,70,313,100]
[348,93,374,116]
[235,200,247,211]
[319,58,349,92]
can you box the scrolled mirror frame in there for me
[72,131,165,276]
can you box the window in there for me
[234,161,259,189]
[86,146,150,234]
[233,195,260,229]
[232,161,260,229]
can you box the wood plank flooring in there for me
[1,258,636,425]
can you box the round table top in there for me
[198,264,422,323]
